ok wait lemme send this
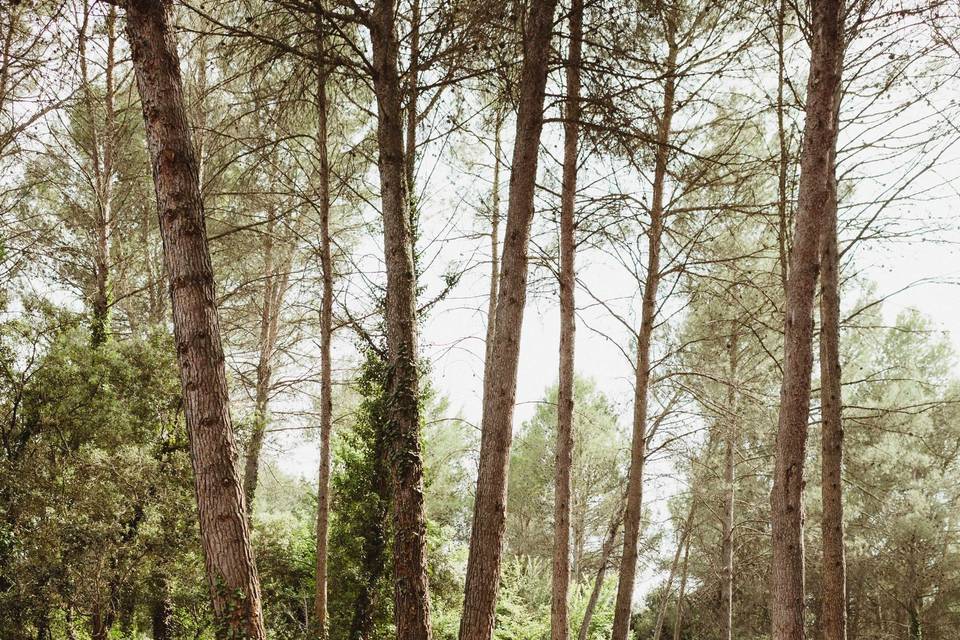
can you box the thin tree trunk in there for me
[122,1,265,637]
[721,331,739,640]
[369,1,432,637]
[459,2,559,638]
[769,1,843,638]
[552,2,582,640]
[484,110,503,371]
[576,507,623,640]
[672,532,692,640]
[313,50,335,640]
[652,500,699,640]
[243,213,278,514]
[610,24,678,640]
[79,2,116,345]
[819,82,846,640]
[776,0,790,292]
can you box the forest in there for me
[1,0,959,639]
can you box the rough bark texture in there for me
[369,1,433,638]
[769,1,843,638]
[313,62,334,640]
[819,102,846,640]
[458,2,559,639]
[551,3,582,640]
[123,1,265,637]
[610,30,677,640]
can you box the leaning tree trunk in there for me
[551,2,582,640]
[458,2,559,639]
[369,1,432,638]
[672,532,692,640]
[610,30,678,640]
[122,1,265,637]
[313,54,335,640]
[576,506,623,640]
[769,1,844,639]
[819,86,846,640]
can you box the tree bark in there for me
[122,1,265,637]
[313,53,335,640]
[610,23,677,640]
[769,1,843,639]
[819,86,846,640]
[552,3,582,640]
[369,1,432,638]
[459,1,559,638]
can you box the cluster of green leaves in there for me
[0,304,206,639]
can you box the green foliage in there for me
[0,307,204,639]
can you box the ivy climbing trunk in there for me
[369,1,433,638]
[121,1,265,637]
[459,1,559,639]
[552,2,582,640]
[769,0,844,638]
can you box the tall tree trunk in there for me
[672,532,692,640]
[79,2,117,345]
[122,2,265,637]
[242,209,295,515]
[243,213,277,514]
[484,109,503,372]
[552,3,582,640]
[576,507,622,640]
[721,331,739,640]
[369,1,432,638]
[819,83,846,640]
[610,24,678,640]
[459,1,559,638]
[313,49,335,640]
[769,1,843,638]
[775,0,790,292]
